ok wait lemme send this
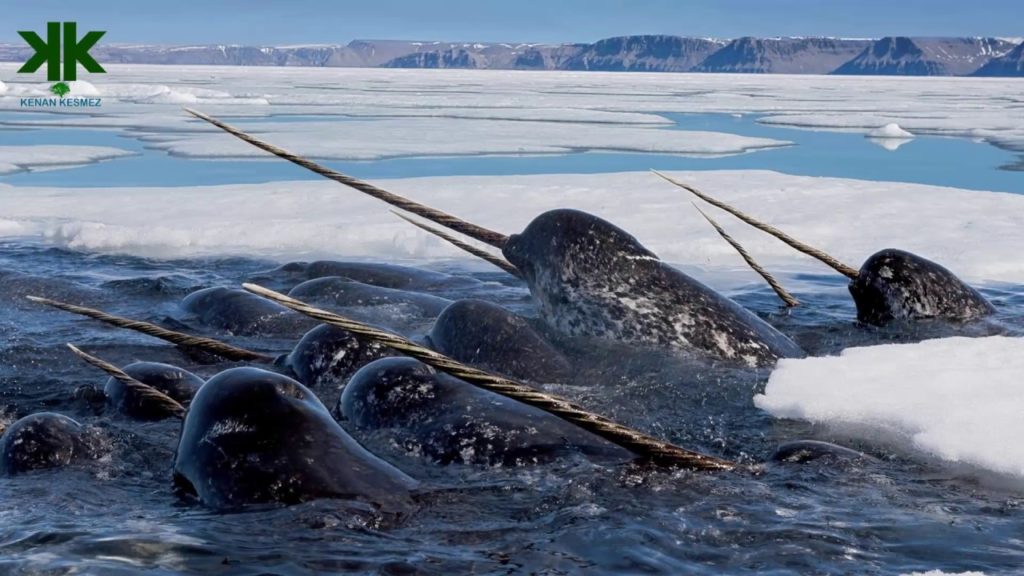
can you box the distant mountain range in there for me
[833,37,1016,76]
[973,41,1024,76]
[2,35,1022,76]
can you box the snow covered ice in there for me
[3,170,1023,287]
[0,145,136,175]
[4,64,1024,153]
[148,118,788,160]
[757,336,1024,481]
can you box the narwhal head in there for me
[503,209,660,320]
[504,209,656,282]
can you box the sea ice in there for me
[65,80,101,96]
[0,145,136,175]
[4,64,1024,153]
[146,117,789,160]
[1,170,1023,290]
[756,336,1024,481]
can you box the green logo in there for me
[18,22,106,96]
[50,82,71,97]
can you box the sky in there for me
[3,0,1023,45]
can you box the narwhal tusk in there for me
[390,210,521,277]
[66,344,186,419]
[184,108,509,249]
[691,203,800,308]
[652,170,861,280]
[27,296,272,363]
[241,282,736,472]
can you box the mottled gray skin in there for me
[251,261,481,293]
[424,299,572,383]
[181,286,315,336]
[173,367,417,511]
[104,362,204,421]
[770,440,871,464]
[0,269,100,307]
[278,324,397,392]
[850,249,996,326]
[340,357,631,467]
[289,276,452,325]
[501,209,804,367]
[0,413,96,476]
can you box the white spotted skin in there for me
[850,249,995,326]
[531,254,798,367]
[504,210,803,367]
[341,358,630,466]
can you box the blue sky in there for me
[4,0,1023,44]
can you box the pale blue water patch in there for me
[0,111,1020,194]
[665,112,1024,192]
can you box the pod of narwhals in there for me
[1,110,1008,515]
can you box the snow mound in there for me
[867,123,914,139]
[755,336,1024,481]
[142,86,199,104]
[0,80,7,95]
[66,80,100,96]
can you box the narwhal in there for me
[651,172,996,326]
[0,412,103,476]
[28,293,737,473]
[183,109,804,367]
[28,291,570,392]
[60,344,419,510]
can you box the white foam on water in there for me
[909,565,987,569]
[756,336,1024,481]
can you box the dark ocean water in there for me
[2,241,1024,575]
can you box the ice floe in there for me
[1,170,1023,289]
[0,145,136,175]
[4,65,1024,153]
[147,117,787,160]
[2,111,716,162]
[756,336,1024,480]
